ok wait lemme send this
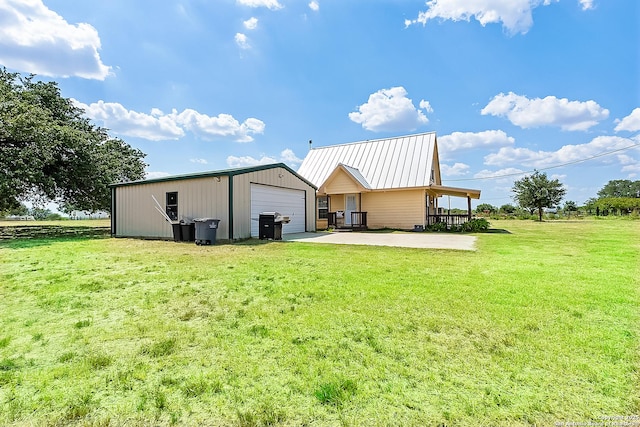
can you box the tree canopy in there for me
[475,203,497,214]
[512,171,566,221]
[0,69,146,212]
[592,197,640,215]
[596,179,640,199]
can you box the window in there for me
[317,196,328,219]
[166,192,178,221]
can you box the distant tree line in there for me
[584,179,640,216]
[476,177,640,219]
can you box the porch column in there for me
[425,193,429,225]
[467,196,472,221]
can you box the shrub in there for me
[426,218,489,233]
[426,222,448,232]
[464,218,490,232]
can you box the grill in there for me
[258,212,290,240]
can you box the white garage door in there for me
[251,184,306,237]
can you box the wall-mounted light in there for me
[215,176,221,182]
[278,173,283,178]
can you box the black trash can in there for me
[194,218,220,245]
[171,223,182,242]
[181,221,195,242]
[259,212,283,240]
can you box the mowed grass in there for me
[0,220,638,426]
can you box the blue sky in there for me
[1,0,639,208]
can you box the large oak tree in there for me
[512,171,566,221]
[0,69,146,212]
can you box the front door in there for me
[345,194,357,225]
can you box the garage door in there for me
[250,184,306,237]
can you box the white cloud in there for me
[190,158,208,164]
[226,148,303,168]
[349,87,431,132]
[614,108,640,132]
[226,155,278,168]
[170,109,265,142]
[280,148,303,165]
[621,163,640,175]
[73,100,185,141]
[0,0,111,79]
[236,0,283,10]
[243,17,258,30]
[474,167,526,184]
[579,0,595,10]
[441,162,470,176]
[235,33,250,49]
[309,1,320,12]
[484,135,637,169]
[419,100,433,113]
[617,154,636,165]
[405,0,559,36]
[74,100,265,142]
[481,92,609,131]
[439,130,514,154]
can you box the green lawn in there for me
[0,220,638,426]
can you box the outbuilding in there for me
[110,163,316,241]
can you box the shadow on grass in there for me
[0,225,111,249]
[485,228,512,234]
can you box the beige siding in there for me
[323,171,361,194]
[362,190,425,230]
[115,177,229,239]
[232,167,316,239]
[329,195,345,211]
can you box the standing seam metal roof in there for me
[297,132,437,190]
[340,164,371,189]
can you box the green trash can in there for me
[194,218,220,245]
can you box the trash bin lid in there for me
[259,212,280,216]
[194,218,220,222]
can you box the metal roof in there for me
[297,132,438,190]
[340,164,371,190]
[110,163,316,189]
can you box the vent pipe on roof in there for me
[309,140,312,151]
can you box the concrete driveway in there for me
[282,231,476,250]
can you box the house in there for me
[297,132,481,230]
[110,163,316,241]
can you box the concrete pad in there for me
[282,231,476,250]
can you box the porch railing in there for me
[327,211,368,229]
[426,214,471,228]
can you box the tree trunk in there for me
[538,207,543,222]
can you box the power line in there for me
[442,138,640,183]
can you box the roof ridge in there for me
[309,131,436,151]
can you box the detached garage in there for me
[110,163,316,241]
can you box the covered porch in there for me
[312,162,481,231]
[327,210,368,230]
[425,185,482,229]
[316,164,371,230]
